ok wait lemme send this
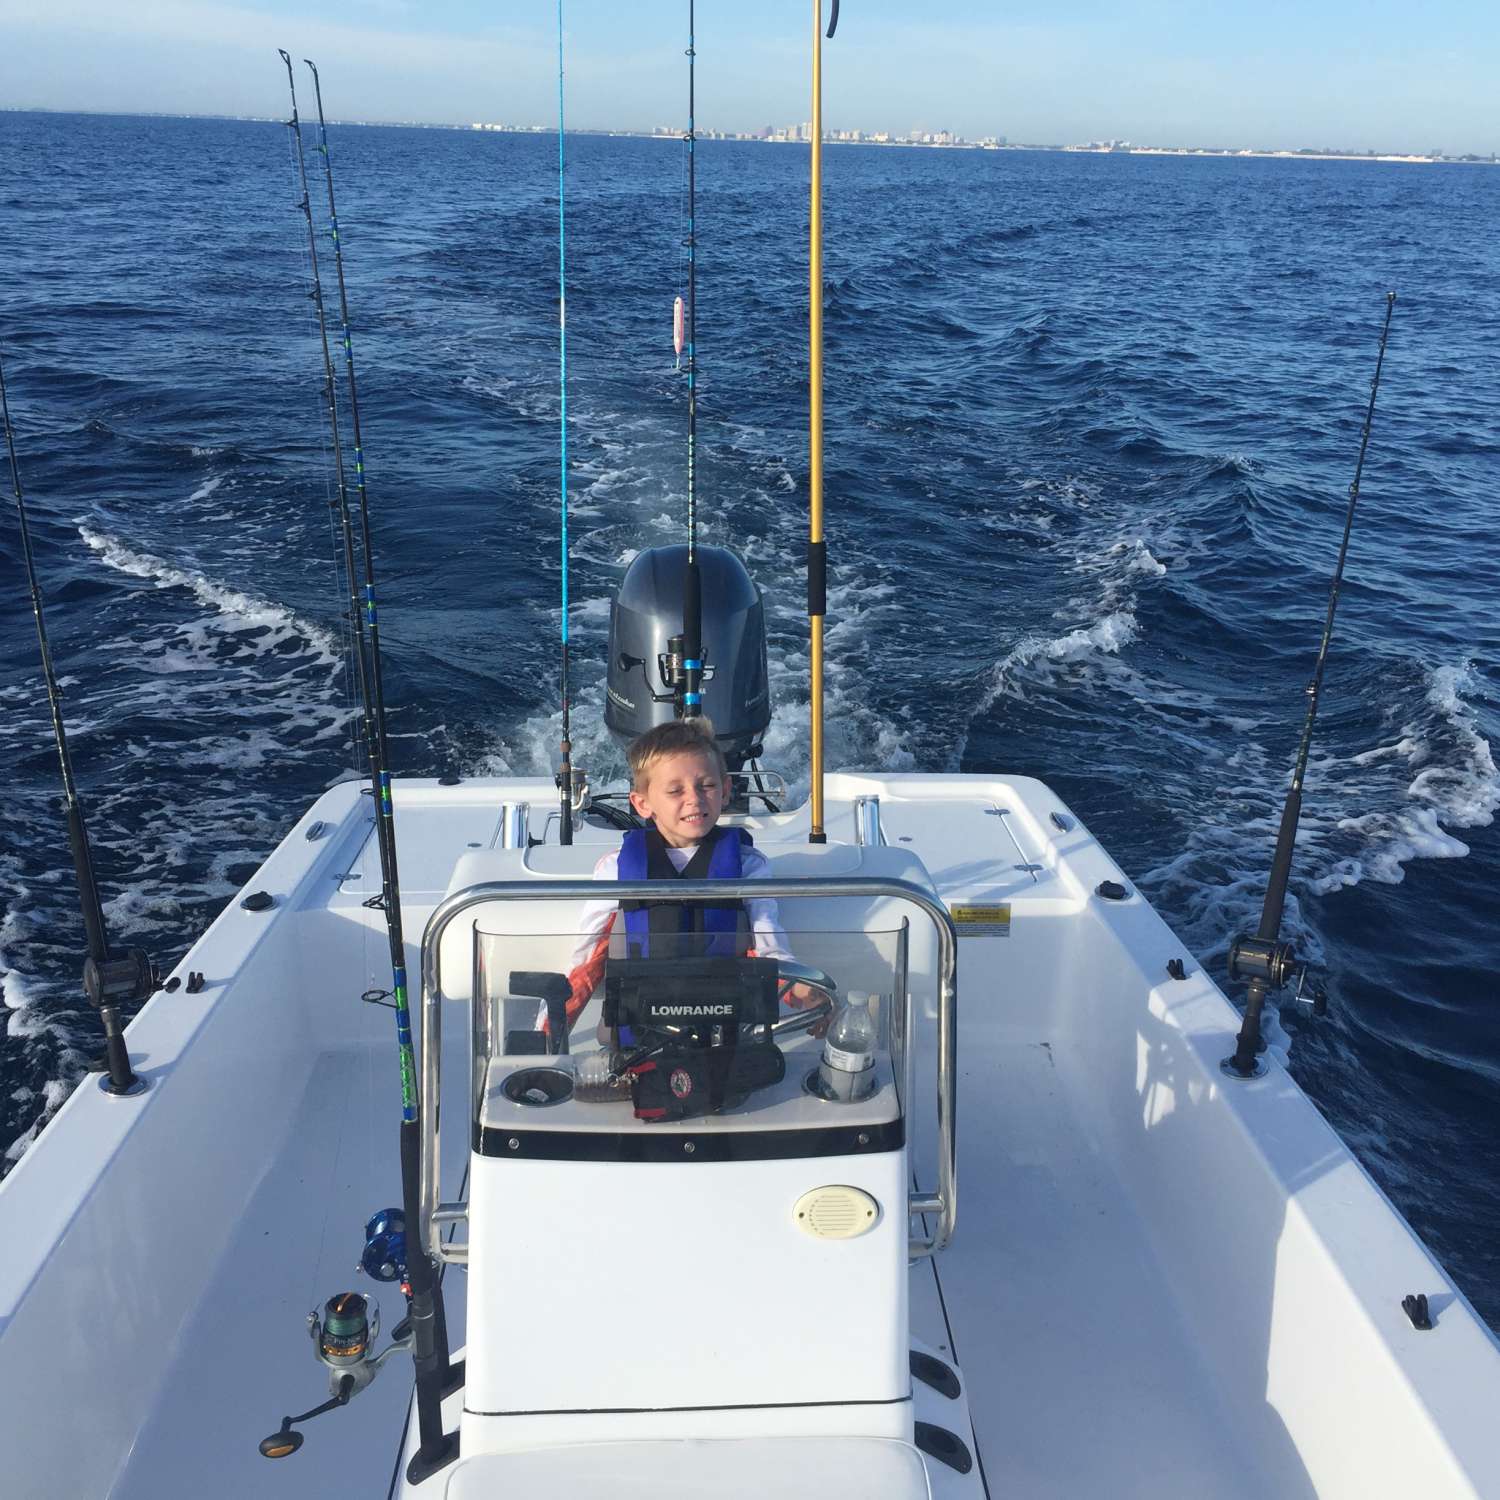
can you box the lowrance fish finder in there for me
[603,956,785,1119]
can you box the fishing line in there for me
[1,347,147,1096]
[556,0,575,842]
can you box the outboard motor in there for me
[606,544,770,771]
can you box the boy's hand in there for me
[784,981,833,1038]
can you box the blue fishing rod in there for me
[270,56,455,1477]
[1222,291,1396,1079]
[556,0,576,844]
[2,348,150,1098]
[679,0,704,722]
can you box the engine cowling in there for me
[604,544,770,771]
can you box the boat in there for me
[3,9,1499,1499]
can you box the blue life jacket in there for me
[618,824,751,959]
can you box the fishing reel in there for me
[258,1290,412,1458]
[307,1290,411,1397]
[1227,936,1328,1017]
[82,947,156,1009]
[616,635,717,707]
[258,1208,413,1459]
[358,1207,408,1286]
[658,633,716,703]
[556,763,589,814]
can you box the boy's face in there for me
[629,749,728,848]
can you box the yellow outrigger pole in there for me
[808,0,837,843]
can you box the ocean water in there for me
[1,113,1497,1320]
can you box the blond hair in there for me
[627,718,726,791]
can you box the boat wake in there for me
[1122,653,1497,960]
[0,523,353,1171]
[79,526,340,665]
[948,467,1499,980]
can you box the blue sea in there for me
[1,112,1497,1321]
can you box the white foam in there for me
[976,608,1139,716]
[570,596,611,623]
[1146,656,1498,962]
[187,475,224,503]
[2,963,41,1012]
[1043,609,1139,661]
[80,527,339,665]
[1318,661,1497,890]
[1108,538,1167,577]
[3,1078,74,1165]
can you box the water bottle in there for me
[574,1049,631,1103]
[819,991,878,1101]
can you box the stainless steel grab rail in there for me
[418,875,957,1263]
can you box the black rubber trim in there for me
[465,1393,912,1418]
[474,1115,903,1162]
[808,539,827,617]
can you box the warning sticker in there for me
[950,903,1012,937]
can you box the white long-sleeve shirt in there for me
[544,841,793,1032]
[567,843,792,967]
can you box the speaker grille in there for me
[793,1186,879,1240]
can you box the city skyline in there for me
[5,101,1492,167]
[1,2,1496,159]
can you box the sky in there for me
[0,1,1496,156]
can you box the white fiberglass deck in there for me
[1,773,1496,1498]
[931,1034,1280,1497]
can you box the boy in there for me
[547,719,820,1036]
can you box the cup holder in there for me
[501,1067,574,1108]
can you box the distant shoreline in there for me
[2,108,1493,165]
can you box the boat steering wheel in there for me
[772,959,836,1037]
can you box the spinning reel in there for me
[258,1210,413,1458]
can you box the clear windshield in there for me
[471,926,910,1134]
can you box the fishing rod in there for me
[280,52,379,819]
[556,1,575,844]
[807,0,839,843]
[275,56,455,1476]
[1222,291,1397,1080]
[679,0,704,723]
[302,58,405,937]
[1,349,150,1097]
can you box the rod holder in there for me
[498,802,530,850]
[853,795,884,847]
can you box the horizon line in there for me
[2,107,1494,165]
